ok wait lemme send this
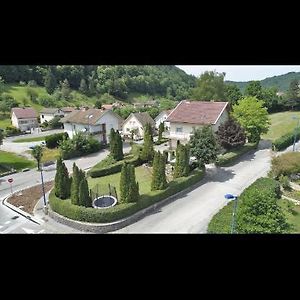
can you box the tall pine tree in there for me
[120,162,129,203]
[140,123,154,162]
[78,177,91,207]
[128,164,139,202]
[44,67,57,94]
[54,157,70,199]
[70,163,80,205]
[174,143,190,178]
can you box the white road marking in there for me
[22,227,35,234]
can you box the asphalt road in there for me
[115,142,272,233]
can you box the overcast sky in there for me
[177,65,300,82]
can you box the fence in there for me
[90,183,118,201]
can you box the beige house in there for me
[166,100,229,148]
[11,107,38,132]
[122,112,155,139]
[61,108,123,144]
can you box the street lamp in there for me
[292,116,300,152]
[224,193,238,234]
[40,163,47,214]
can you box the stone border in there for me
[48,170,206,233]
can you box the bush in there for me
[272,128,300,151]
[215,143,258,167]
[269,152,300,178]
[60,133,102,160]
[49,168,205,223]
[278,174,291,190]
[5,126,21,136]
[45,132,68,149]
[89,155,142,178]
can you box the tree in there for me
[116,130,124,160]
[189,126,218,167]
[224,84,242,106]
[94,99,102,109]
[70,163,80,205]
[26,87,38,103]
[109,128,123,161]
[174,143,190,178]
[127,164,139,202]
[61,79,71,100]
[261,87,280,113]
[286,79,300,110]
[54,157,71,199]
[151,151,167,190]
[192,71,226,101]
[120,162,129,203]
[244,81,263,99]
[216,118,246,150]
[231,96,270,143]
[79,78,88,94]
[44,68,57,94]
[140,123,154,162]
[31,145,43,171]
[236,189,290,233]
[158,122,164,142]
[0,130,4,146]
[78,176,91,207]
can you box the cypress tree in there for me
[183,144,190,176]
[78,177,91,207]
[70,163,80,205]
[141,123,154,162]
[116,130,124,160]
[151,151,160,190]
[120,162,129,203]
[109,128,116,158]
[158,122,164,142]
[158,152,168,189]
[54,157,63,198]
[128,164,139,202]
[44,67,57,94]
[60,160,71,199]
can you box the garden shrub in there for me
[272,128,300,151]
[45,132,68,149]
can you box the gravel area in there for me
[7,181,54,214]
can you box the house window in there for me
[176,127,183,133]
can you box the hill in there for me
[225,71,300,92]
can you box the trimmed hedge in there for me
[49,168,205,223]
[89,155,142,178]
[207,177,281,233]
[272,128,300,151]
[45,132,69,149]
[215,143,258,167]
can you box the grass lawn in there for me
[88,166,152,196]
[278,198,300,233]
[41,147,60,163]
[13,136,46,143]
[262,111,300,141]
[0,150,36,173]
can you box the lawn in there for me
[278,198,300,233]
[13,136,46,143]
[41,147,60,163]
[0,150,36,173]
[88,165,152,196]
[262,111,300,141]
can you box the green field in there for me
[278,198,300,233]
[41,148,60,163]
[0,150,36,173]
[262,111,300,141]
[0,114,10,129]
[13,136,46,143]
[88,166,152,196]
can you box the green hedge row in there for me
[207,177,281,233]
[272,128,300,151]
[215,143,258,167]
[45,132,69,149]
[49,168,205,223]
[88,155,142,178]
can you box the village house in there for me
[166,100,229,148]
[122,112,155,140]
[61,108,123,144]
[154,109,173,130]
[40,107,76,124]
[11,107,39,132]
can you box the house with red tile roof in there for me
[166,100,229,148]
[11,107,38,132]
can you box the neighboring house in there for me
[122,112,155,139]
[61,108,123,144]
[40,107,76,124]
[11,107,38,132]
[154,109,173,130]
[166,100,229,148]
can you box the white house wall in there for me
[122,115,144,137]
[96,111,120,143]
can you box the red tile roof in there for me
[166,100,228,125]
[11,107,38,119]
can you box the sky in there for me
[177,65,300,82]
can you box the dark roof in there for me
[130,112,155,127]
[166,100,228,125]
[61,107,76,113]
[11,107,38,119]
